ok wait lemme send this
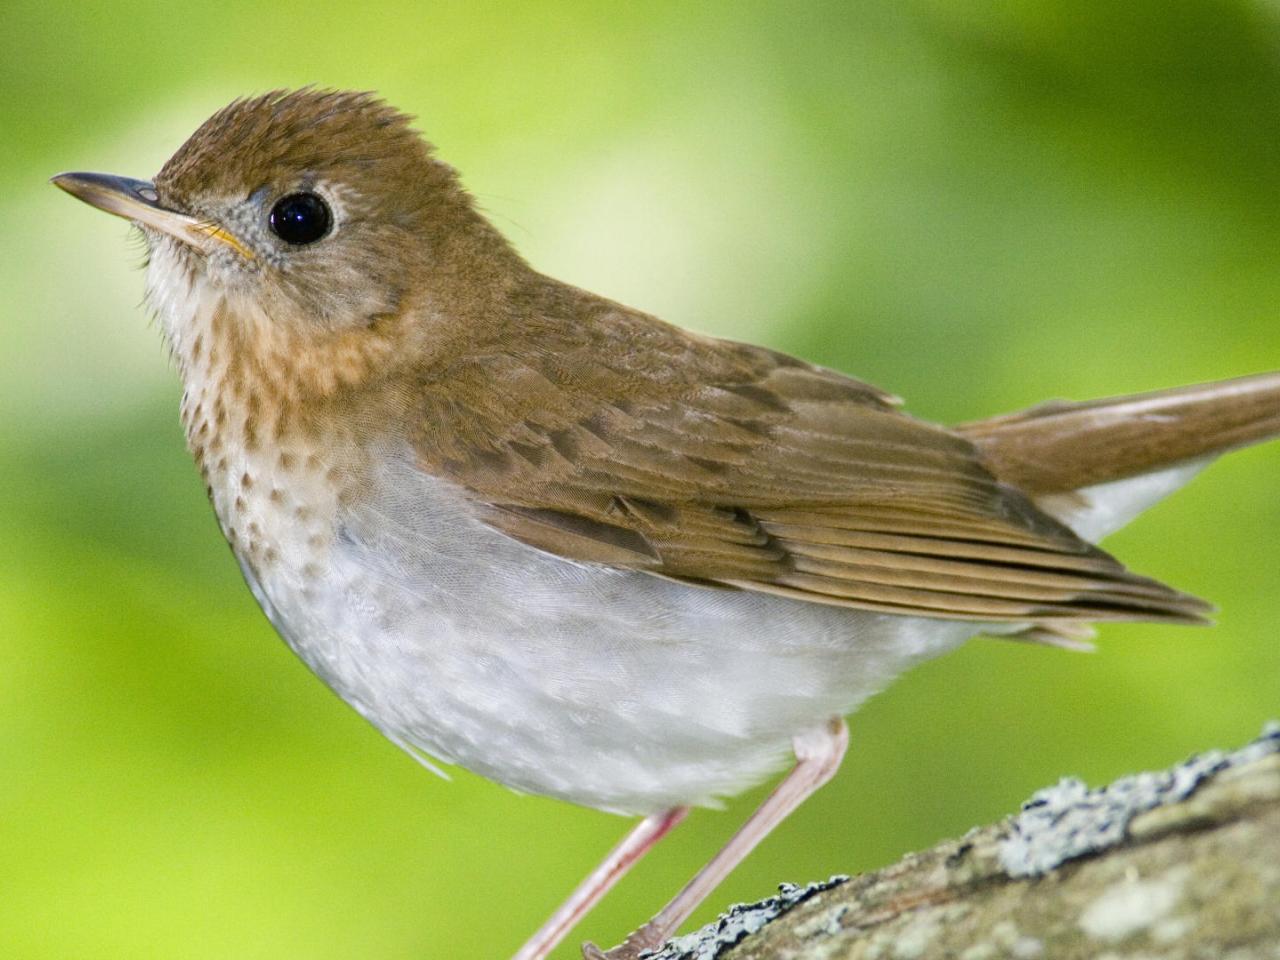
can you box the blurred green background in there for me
[4,1,1280,957]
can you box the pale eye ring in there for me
[269,192,332,245]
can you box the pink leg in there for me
[582,717,849,960]
[512,806,689,960]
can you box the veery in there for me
[53,89,1280,959]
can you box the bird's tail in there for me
[957,371,1280,545]
[959,371,1280,494]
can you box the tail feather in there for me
[958,371,1280,495]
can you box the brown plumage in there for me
[127,92,1280,628]
[960,371,1280,493]
[405,273,1246,624]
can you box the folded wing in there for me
[410,302,1209,625]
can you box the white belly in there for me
[238,447,979,814]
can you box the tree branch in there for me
[643,725,1280,960]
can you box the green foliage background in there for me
[3,2,1279,957]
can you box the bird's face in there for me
[60,90,467,340]
[53,89,518,403]
[150,90,457,335]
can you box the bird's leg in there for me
[512,805,690,960]
[582,717,850,960]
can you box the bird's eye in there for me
[268,192,332,245]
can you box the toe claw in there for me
[580,929,663,960]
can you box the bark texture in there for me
[643,726,1280,960]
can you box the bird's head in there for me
[54,89,521,399]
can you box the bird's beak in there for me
[51,171,253,259]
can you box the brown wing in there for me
[409,293,1208,624]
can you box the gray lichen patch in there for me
[998,722,1280,878]
[645,876,849,960]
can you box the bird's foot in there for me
[581,922,667,960]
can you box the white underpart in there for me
[1036,458,1212,543]
[286,449,980,813]
[145,239,1213,815]
[258,453,1213,815]
[146,239,204,360]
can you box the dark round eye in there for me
[268,192,332,245]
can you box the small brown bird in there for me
[54,89,1280,959]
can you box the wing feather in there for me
[410,292,1209,625]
